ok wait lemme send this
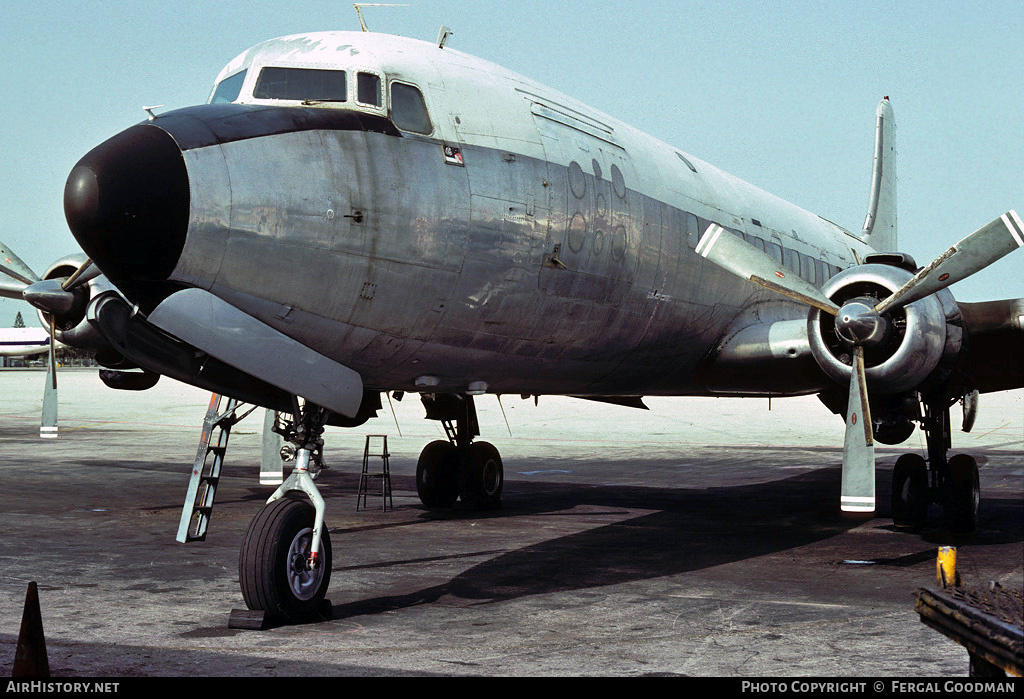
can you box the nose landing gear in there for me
[238,400,333,623]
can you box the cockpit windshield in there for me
[253,67,347,102]
[209,70,247,104]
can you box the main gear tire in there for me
[416,440,460,508]
[944,454,980,533]
[891,453,928,531]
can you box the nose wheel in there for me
[239,496,332,619]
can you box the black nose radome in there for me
[64,124,189,283]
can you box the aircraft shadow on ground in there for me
[327,461,1023,619]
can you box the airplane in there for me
[0,327,52,357]
[0,26,1020,624]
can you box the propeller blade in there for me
[41,316,58,439]
[696,224,841,315]
[0,242,39,285]
[61,257,98,291]
[0,278,28,300]
[48,316,57,391]
[840,346,875,513]
[875,210,1024,314]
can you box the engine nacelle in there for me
[35,255,120,353]
[807,263,963,396]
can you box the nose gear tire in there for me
[239,496,332,620]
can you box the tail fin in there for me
[860,97,897,252]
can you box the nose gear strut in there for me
[265,398,332,571]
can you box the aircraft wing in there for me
[955,298,1024,395]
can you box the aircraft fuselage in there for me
[67,31,872,401]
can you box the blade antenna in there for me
[386,391,402,437]
[353,3,409,32]
[497,395,513,437]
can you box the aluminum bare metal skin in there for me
[65,31,870,407]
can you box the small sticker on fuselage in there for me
[443,144,464,166]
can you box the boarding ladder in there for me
[356,434,393,511]
[176,394,243,542]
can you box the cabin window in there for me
[357,72,382,107]
[799,253,817,284]
[685,213,700,248]
[390,82,433,134]
[209,70,247,104]
[783,247,800,275]
[766,241,783,265]
[253,67,347,102]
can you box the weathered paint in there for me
[83,30,881,400]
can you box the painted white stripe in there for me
[694,224,717,255]
[841,496,875,512]
[1003,210,1024,247]
[697,224,724,258]
[40,427,58,439]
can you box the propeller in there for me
[0,253,97,438]
[696,210,1022,512]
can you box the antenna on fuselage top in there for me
[437,25,453,48]
[353,3,409,32]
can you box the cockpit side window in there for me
[390,82,432,135]
[253,67,347,102]
[356,72,382,107]
[209,70,247,104]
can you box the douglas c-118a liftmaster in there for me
[2,26,1021,622]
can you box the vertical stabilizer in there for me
[861,97,897,251]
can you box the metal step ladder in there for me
[356,434,392,511]
[177,394,241,542]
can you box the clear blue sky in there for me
[1,0,1021,328]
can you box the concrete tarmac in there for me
[0,369,1021,677]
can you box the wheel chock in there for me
[228,608,270,630]
[228,599,333,630]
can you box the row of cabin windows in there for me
[740,229,842,285]
[669,210,841,286]
[209,70,842,285]
[209,66,433,135]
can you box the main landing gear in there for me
[415,394,504,510]
[239,399,333,622]
[891,394,980,533]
